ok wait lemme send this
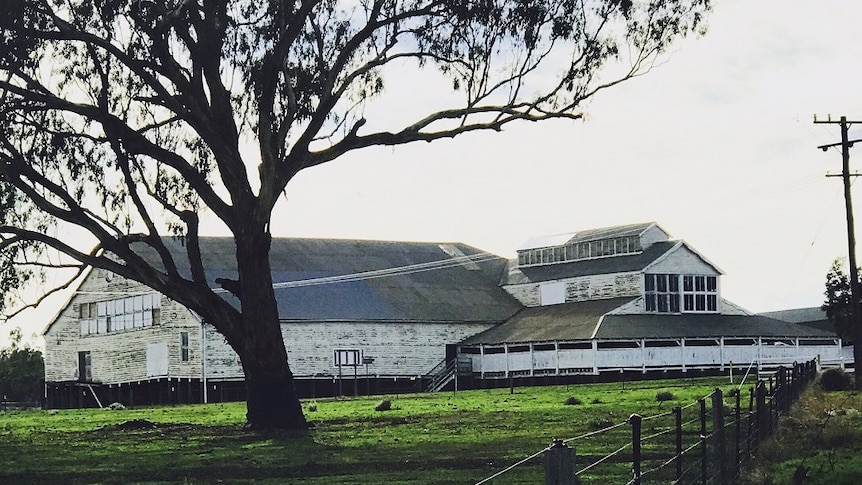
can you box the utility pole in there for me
[816,115,862,388]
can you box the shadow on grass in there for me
[0,421,333,484]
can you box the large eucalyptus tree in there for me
[0,0,709,428]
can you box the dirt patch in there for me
[108,419,159,431]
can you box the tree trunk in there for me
[236,231,307,430]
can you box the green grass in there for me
[740,385,862,485]
[0,377,755,484]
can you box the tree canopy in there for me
[0,327,44,403]
[0,0,710,427]
[823,258,857,342]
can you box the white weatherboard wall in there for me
[645,245,719,276]
[505,271,642,307]
[203,320,497,380]
[640,225,670,248]
[467,338,848,376]
[43,269,202,384]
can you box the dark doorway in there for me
[78,351,92,382]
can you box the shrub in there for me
[564,396,582,406]
[820,368,851,392]
[307,402,318,412]
[656,391,675,403]
[374,399,392,412]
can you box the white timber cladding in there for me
[645,245,719,276]
[642,245,723,313]
[467,337,849,376]
[43,269,202,384]
[505,271,642,307]
[640,225,670,248]
[202,321,497,379]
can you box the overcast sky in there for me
[6,0,862,344]
[273,0,862,313]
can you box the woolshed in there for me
[42,237,521,408]
[41,223,848,408]
[455,223,847,386]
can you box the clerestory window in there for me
[644,274,718,314]
[644,274,680,313]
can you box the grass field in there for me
[0,376,847,484]
[740,385,862,485]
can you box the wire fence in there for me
[475,359,818,485]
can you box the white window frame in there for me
[333,349,361,367]
[644,274,680,313]
[682,275,719,313]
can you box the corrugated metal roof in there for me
[596,314,837,339]
[516,222,660,251]
[504,241,677,284]
[517,233,578,251]
[759,307,834,334]
[133,237,522,323]
[460,298,633,344]
[759,307,826,324]
[458,299,838,345]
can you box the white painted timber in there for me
[464,337,848,377]
[203,320,497,380]
[44,270,204,384]
[505,271,642,307]
[640,225,670,248]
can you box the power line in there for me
[77,250,505,295]
[815,114,862,388]
[268,252,501,289]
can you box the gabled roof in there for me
[461,298,632,344]
[759,307,833,334]
[132,237,522,324]
[517,222,664,251]
[642,241,724,275]
[504,241,677,285]
[759,307,827,324]
[596,314,837,339]
[459,299,838,345]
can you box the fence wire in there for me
[472,359,817,484]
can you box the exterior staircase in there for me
[424,359,457,392]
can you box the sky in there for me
[5,0,862,346]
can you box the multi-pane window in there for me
[180,332,190,362]
[517,236,643,267]
[79,294,161,336]
[645,274,718,314]
[644,274,680,313]
[683,275,718,312]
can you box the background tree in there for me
[0,0,710,428]
[0,327,45,404]
[823,258,858,342]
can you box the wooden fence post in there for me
[712,389,727,484]
[776,366,787,411]
[734,389,742,478]
[747,388,755,457]
[699,397,707,485]
[755,381,767,443]
[545,439,577,485]
[630,414,642,485]
[674,406,683,481]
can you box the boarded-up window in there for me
[147,342,169,377]
[540,282,566,306]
